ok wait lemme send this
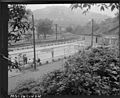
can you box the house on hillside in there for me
[101,24,119,46]
[81,34,118,47]
[79,34,102,46]
[102,35,118,46]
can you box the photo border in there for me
[0,0,119,98]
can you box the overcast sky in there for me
[26,4,117,18]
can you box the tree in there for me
[71,3,119,14]
[24,32,32,41]
[66,26,73,33]
[8,4,31,44]
[36,19,53,40]
[8,4,31,70]
[71,3,119,48]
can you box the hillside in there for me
[96,17,119,35]
[73,16,118,36]
[33,6,109,27]
[73,20,100,35]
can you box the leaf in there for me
[83,10,88,15]
[83,4,88,8]
[112,88,119,91]
[110,75,118,81]
[8,4,30,42]
[100,6,104,11]
[111,5,115,11]
[111,71,117,75]
[71,4,78,10]
[114,82,119,86]
[88,5,91,9]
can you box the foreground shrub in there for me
[10,47,120,96]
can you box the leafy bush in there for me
[9,47,120,96]
[46,61,49,64]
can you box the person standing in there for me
[8,56,12,71]
[51,49,54,62]
[31,58,35,68]
[23,54,27,65]
[25,56,28,64]
[14,57,18,69]
[18,54,21,65]
[52,49,54,58]
[37,58,41,66]
[23,55,25,65]
[14,57,21,71]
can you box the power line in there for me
[55,24,58,40]
[91,19,94,47]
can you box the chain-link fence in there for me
[9,40,87,69]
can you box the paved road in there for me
[8,59,66,93]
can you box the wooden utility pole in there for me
[32,14,36,70]
[91,19,94,47]
[55,24,57,40]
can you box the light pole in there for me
[32,14,36,70]
[55,24,57,40]
[91,19,94,47]
[59,26,62,38]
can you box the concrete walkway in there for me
[8,59,65,93]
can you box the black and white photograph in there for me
[0,2,120,97]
